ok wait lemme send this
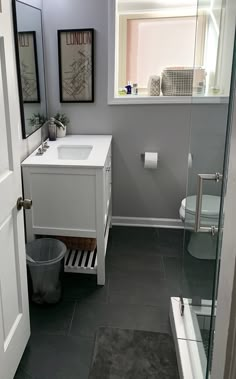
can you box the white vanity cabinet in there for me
[22,135,112,285]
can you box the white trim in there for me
[112,216,183,229]
[118,7,199,17]
[211,70,236,379]
[108,95,229,105]
[170,297,208,379]
[108,0,117,104]
[227,290,236,379]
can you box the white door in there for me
[0,0,30,378]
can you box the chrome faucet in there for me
[36,117,65,155]
[37,120,50,155]
[53,117,65,129]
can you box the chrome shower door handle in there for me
[194,173,223,233]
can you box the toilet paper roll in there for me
[144,152,158,169]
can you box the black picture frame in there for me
[12,0,45,139]
[18,31,40,103]
[58,28,94,103]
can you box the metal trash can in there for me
[26,238,67,304]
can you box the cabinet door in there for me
[23,167,97,239]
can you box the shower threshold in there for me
[170,297,215,379]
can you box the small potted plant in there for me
[53,112,70,138]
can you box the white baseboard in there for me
[112,216,183,229]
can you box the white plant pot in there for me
[56,126,67,138]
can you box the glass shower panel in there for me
[206,32,236,377]
[180,0,236,377]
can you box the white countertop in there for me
[21,135,112,168]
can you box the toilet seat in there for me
[179,195,220,225]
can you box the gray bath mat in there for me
[89,327,179,379]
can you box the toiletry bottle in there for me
[48,117,57,141]
[132,83,138,95]
[125,81,132,95]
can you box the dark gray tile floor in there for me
[14,226,216,379]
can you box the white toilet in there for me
[179,195,221,259]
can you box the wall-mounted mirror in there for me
[12,0,47,139]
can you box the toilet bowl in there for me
[179,195,221,259]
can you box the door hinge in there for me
[215,172,223,183]
[211,225,217,236]
[180,295,185,316]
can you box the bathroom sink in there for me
[57,145,92,160]
[22,135,112,167]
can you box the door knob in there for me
[17,197,32,211]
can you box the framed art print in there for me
[58,28,94,103]
[18,31,40,103]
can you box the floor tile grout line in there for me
[104,299,170,311]
[67,301,77,336]
[154,227,159,250]
[160,255,167,279]
[106,277,110,304]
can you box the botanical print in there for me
[58,29,94,102]
[18,32,39,102]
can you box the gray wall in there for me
[188,103,229,196]
[42,0,229,219]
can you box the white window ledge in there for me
[108,95,229,105]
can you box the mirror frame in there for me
[12,0,47,139]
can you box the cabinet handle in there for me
[106,167,111,172]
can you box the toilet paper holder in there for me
[140,153,158,160]
[141,152,159,169]
[140,152,159,160]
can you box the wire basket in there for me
[41,235,97,251]
[161,67,206,96]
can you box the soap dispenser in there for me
[48,117,57,141]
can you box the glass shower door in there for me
[180,0,236,377]
[182,175,223,376]
[205,30,236,378]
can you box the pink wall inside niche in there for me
[126,17,196,88]
[126,20,139,84]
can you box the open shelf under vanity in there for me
[64,248,98,274]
